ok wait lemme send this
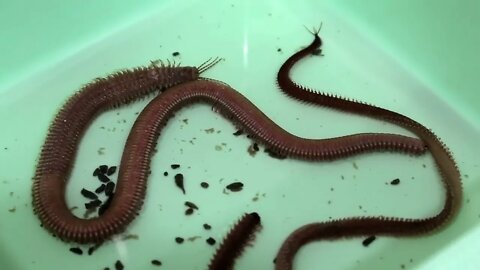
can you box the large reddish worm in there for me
[32,57,223,243]
[273,27,462,270]
[33,71,425,244]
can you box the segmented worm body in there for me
[34,64,425,244]
[274,29,462,270]
[32,58,222,243]
[208,212,261,270]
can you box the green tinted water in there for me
[1,1,479,269]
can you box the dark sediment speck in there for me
[105,182,115,196]
[98,195,114,216]
[81,188,98,200]
[163,171,168,176]
[233,130,243,136]
[98,174,110,183]
[203,223,211,230]
[200,182,209,189]
[362,236,376,247]
[171,164,180,169]
[85,199,102,210]
[175,237,184,244]
[87,243,102,255]
[95,184,106,194]
[172,51,180,57]
[69,247,83,255]
[174,173,186,194]
[99,165,108,174]
[206,237,216,245]
[115,260,124,270]
[185,208,194,215]
[93,168,100,176]
[121,234,139,241]
[264,148,287,159]
[248,144,258,156]
[185,201,198,210]
[151,259,162,266]
[390,178,400,185]
[204,128,215,133]
[226,182,244,192]
[107,166,117,176]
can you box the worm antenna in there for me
[304,22,323,35]
[199,57,224,74]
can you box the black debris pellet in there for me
[104,268,110,270]
[163,171,168,176]
[233,130,243,136]
[95,184,106,194]
[171,164,180,169]
[88,246,96,255]
[85,199,102,210]
[175,237,184,244]
[98,174,111,183]
[172,51,180,57]
[93,168,100,176]
[87,242,102,255]
[81,188,98,200]
[151,259,162,266]
[390,178,400,185]
[206,237,216,245]
[185,201,198,210]
[203,223,211,230]
[362,236,376,247]
[277,48,282,52]
[200,182,209,189]
[105,182,115,196]
[98,195,114,216]
[107,166,117,176]
[115,260,124,270]
[253,143,259,151]
[69,247,83,255]
[185,208,194,215]
[264,148,287,160]
[174,173,186,194]
[99,165,108,174]
[226,182,244,192]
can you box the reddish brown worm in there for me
[33,63,426,244]
[32,57,223,243]
[208,212,261,270]
[274,28,462,270]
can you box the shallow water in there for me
[1,1,479,269]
